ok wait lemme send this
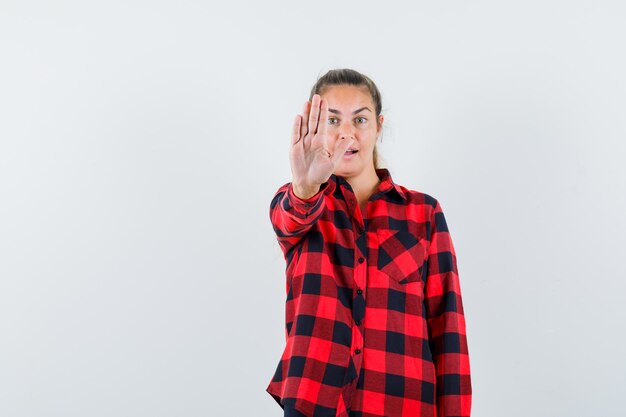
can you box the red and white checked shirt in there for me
[266,168,472,417]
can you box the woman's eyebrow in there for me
[328,106,372,115]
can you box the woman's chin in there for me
[334,166,357,178]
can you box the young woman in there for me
[266,69,472,417]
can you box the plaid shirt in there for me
[266,168,472,417]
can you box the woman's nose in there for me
[338,123,356,139]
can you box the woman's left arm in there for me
[424,199,473,417]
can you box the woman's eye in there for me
[328,117,338,125]
[355,117,366,124]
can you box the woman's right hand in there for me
[289,94,354,199]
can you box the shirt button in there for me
[358,257,364,263]
[355,320,361,325]
[356,289,362,295]
[355,348,361,354]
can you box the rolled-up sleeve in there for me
[269,180,335,258]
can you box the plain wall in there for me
[1,1,625,416]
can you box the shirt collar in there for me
[375,168,407,200]
[329,168,407,201]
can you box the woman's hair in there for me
[309,68,384,169]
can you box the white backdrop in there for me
[1,1,625,416]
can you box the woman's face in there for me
[320,84,383,180]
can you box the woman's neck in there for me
[344,166,381,205]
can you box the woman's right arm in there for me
[270,94,353,258]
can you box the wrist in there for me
[292,183,321,200]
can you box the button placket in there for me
[349,189,367,376]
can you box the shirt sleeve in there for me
[269,180,335,258]
[424,199,472,417]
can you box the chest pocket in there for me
[377,229,426,284]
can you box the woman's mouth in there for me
[343,149,358,159]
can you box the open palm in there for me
[289,94,354,195]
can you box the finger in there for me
[292,114,302,145]
[330,138,355,166]
[300,100,310,140]
[308,94,321,136]
[318,98,328,136]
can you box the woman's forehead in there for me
[321,85,373,112]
